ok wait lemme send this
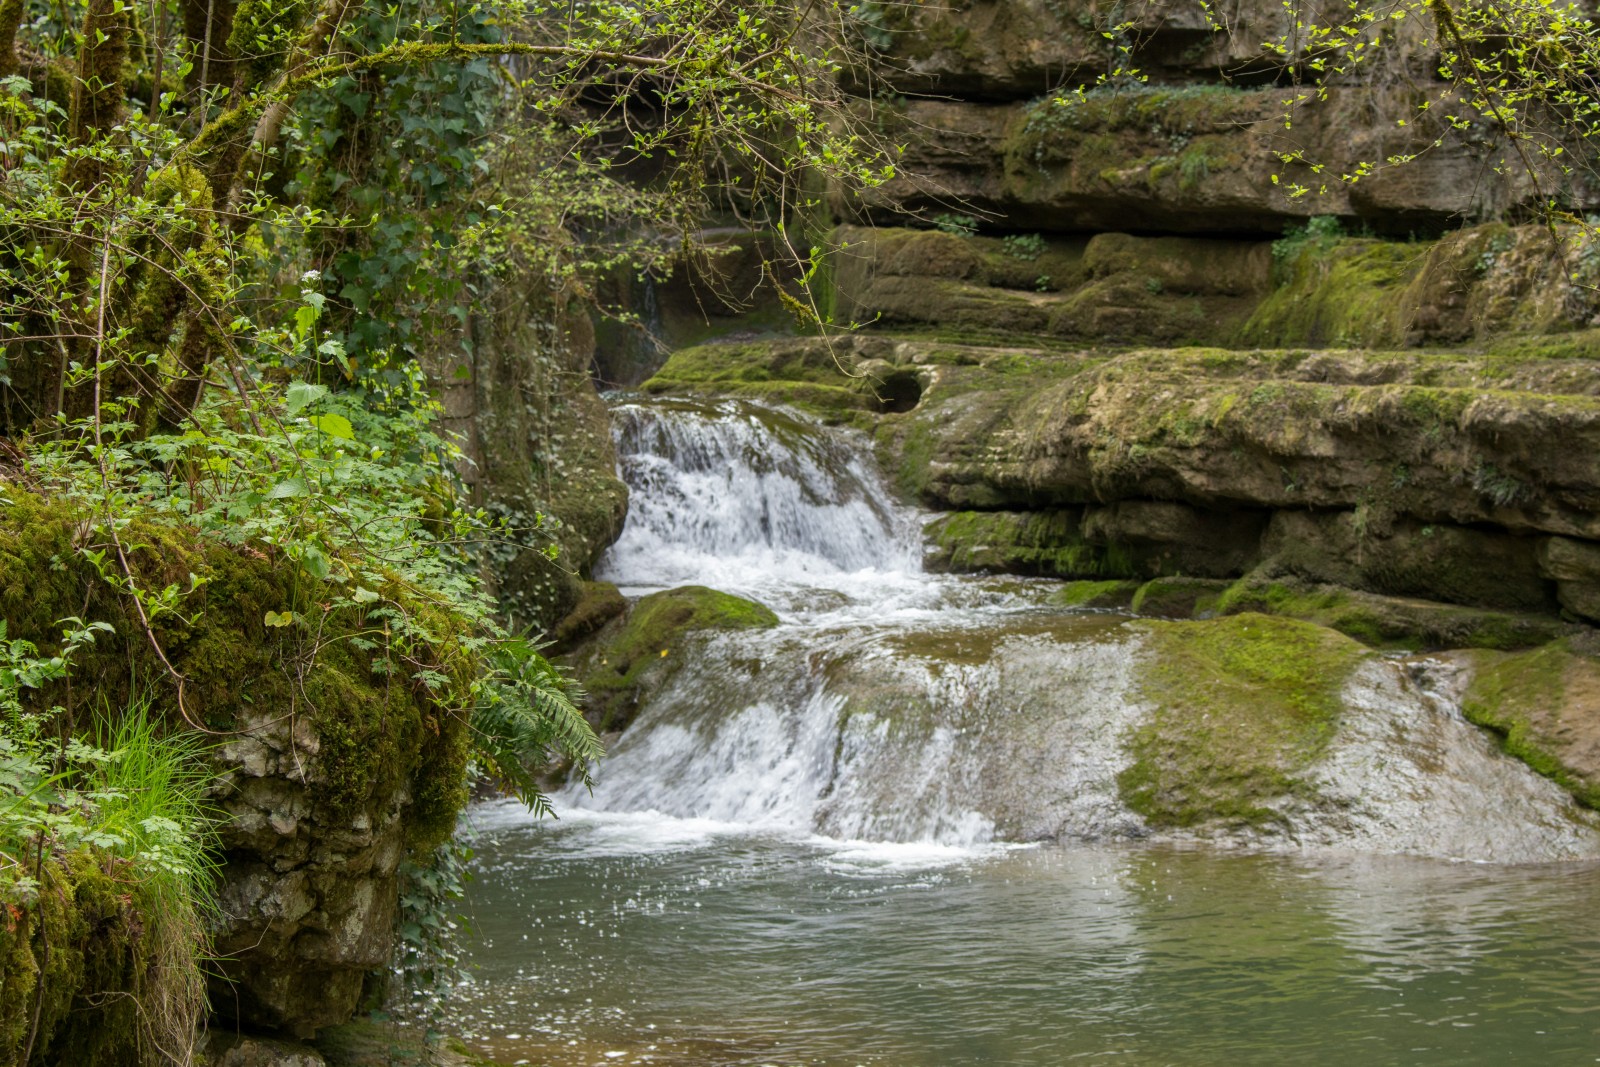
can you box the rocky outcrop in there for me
[834,0,1595,236]
[0,494,471,1045]
[844,0,1387,102]
[210,710,413,1038]
[848,89,1576,236]
[433,273,629,633]
[564,585,780,733]
[1456,635,1600,808]
[639,332,1600,643]
[827,222,1600,347]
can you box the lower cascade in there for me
[561,396,1600,864]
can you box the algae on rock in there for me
[565,585,780,732]
[1120,614,1368,828]
[1460,637,1600,809]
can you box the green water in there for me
[454,807,1600,1066]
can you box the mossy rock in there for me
[1260,511,1556,614]
[1461,637,1600,808]
[1120,613,1368,828]
[642,340,878,422]
[1238,237,1423,348]
[0,491,469,849]
[1130,577,1231,618]
[921,510,1136,578]
[1045,579,1141,610]
[0,851,157,1066]
[0,490,478,1037]
[1215,575,1571,651]
[462,274,628,633]
[567,585,779,732]
[548,580,627,653]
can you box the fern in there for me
[470,635,603,817]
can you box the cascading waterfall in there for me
[599,398,920,596]
[455,392,1600,1066]
[566,395,1600,864]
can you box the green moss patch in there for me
[1461,639,1600,808]
[549,580,627,653]
[0,490,470,852]
[642,340,877,421]
[1240,238,1424,348]
[1130,577,1230,618]
[1045,579,1141,610]
[922,510,1135,578]
[568,585,779,731]
[1119,613,1368,828]
[0,851,155,1067]
[1216,576,1569,651]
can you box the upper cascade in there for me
[599,397,920,593]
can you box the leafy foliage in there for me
[0,0,895,1034]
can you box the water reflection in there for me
[454,809,1600,1066]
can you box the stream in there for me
[457,396,1600,1065]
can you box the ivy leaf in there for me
[264,611,297,628]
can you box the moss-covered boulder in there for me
[884,342,1600,546]
[641,337,899,422]
[1460,637,1600,808]
[830,227,1271,348]
[1043,579,1141,610]
[1240,224,1600,349]
[1130,577,1231,619]
[1259,511,1555,614]
[921,509,1132,577]
[566,585,780,732]
[1215,576,1572,652]
[1120,613,1369,827]
[0,491,472,1038]
[546,579,628,654]
[0,851,159,1066]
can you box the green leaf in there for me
[308,413,356,441]
[267,478,310,499]
[285,382,328,415]
[264,610,296,628]
[298,545,332,581]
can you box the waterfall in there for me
[565,395,1600,864]
[598,398,921,600]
